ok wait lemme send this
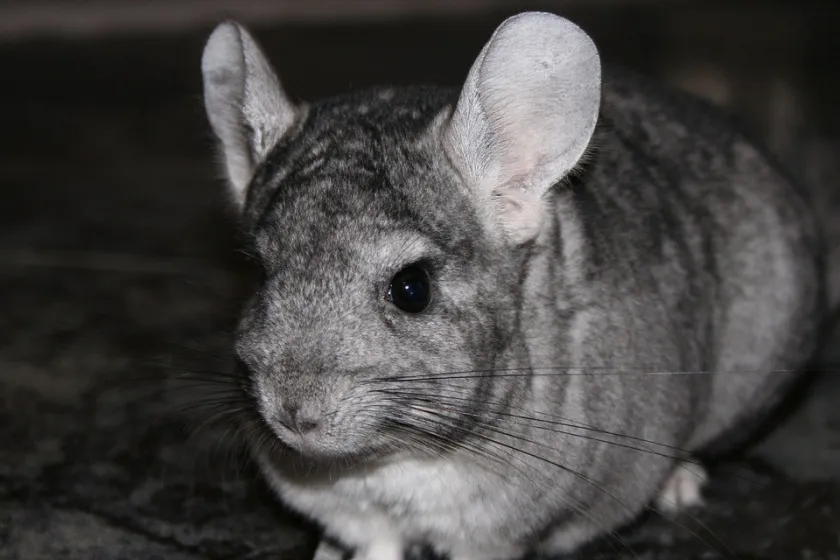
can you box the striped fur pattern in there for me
[201,12,825,560]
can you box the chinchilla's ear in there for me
[445,12,601,244]
[201,21,298,208]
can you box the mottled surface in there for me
[1,10,840,560]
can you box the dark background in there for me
[1,1,838,559]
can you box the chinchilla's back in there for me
[576,68,825,453]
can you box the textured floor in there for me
[1,11,840,560]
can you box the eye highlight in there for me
[386,265,432,313]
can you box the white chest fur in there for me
[257,453,533,560]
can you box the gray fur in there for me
[201,12,826,560]
[202,21,299,206]
[446,13,601,243]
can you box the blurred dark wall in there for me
[0,0,688,41]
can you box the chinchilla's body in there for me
[200,12,825,560]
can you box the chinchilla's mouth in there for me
[257,440,396,481]
[240,415,393,476]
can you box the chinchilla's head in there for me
[201,12,601,465]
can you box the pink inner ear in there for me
[444,12,601,244]
[491,180,548,244]
[496,128,542,186]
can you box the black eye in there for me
[387,265,432,313]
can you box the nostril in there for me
[296,416,319,432]
[276,401,320,434]
[275,405,297,431]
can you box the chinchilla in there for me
[199,11,826,560]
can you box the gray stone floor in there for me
[1,10,839,560]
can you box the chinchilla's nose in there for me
[275,399,321,434]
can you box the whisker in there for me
[373,365,833,384]
[399,405,639,559]
[409,404,737,560]
[378,388,692,457]
[375,386,762,486]
[385,417,532,483]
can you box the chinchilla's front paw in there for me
[313,538,417,560]
[313,539,351,560]
[654,460,708,515]
[351,540,405,560]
